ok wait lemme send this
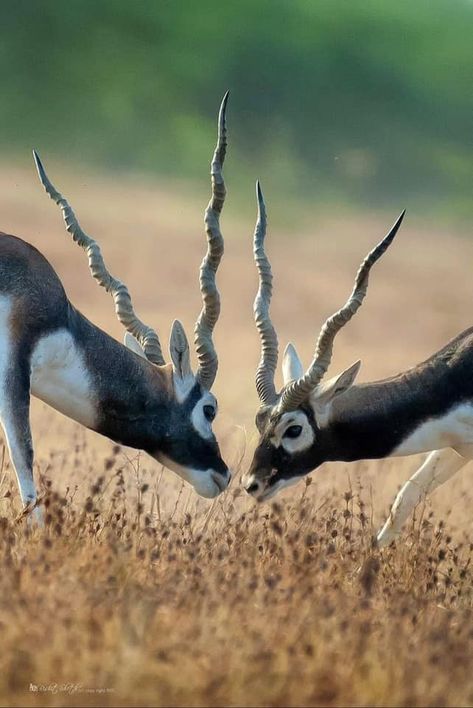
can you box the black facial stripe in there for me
[181,383,205,414]
[266,451,320,487]
[161,432,228,474]
[300,402,317,429]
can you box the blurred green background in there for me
[1,0,472,219]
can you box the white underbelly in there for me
[393,403,473,456]
[30,329,97,428]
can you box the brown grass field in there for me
[1,161,473,706]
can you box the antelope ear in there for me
[313,360,361,406]
[169,320,193,379]
[282,343,304,385]
[124,332,147,359]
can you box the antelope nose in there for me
[244,476,263,496]
[211,467,231,492]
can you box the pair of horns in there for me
[253,183,405,412]
[33,92,229,390]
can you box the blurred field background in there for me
[2,0,473,220]
[1,1,473,706]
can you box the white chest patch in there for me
[191,391,217,440]
[393,403,473,457]
[30,329,97,428]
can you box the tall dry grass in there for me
[0,162,473,706]
[2,452,473,707]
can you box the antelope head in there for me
[243,182,404,502]
[33,94,231,499]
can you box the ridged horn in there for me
[253,181,279,405]
[194,91,229,390]
[33,150,165,366]
[279,210,405,412]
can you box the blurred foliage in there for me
[0,0,472,217]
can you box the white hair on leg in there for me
[0,410,41,521]
[0,299,40,522]
[376,447,472,547]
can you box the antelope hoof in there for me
[18,501,44,528]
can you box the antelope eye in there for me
[284,424,302,439]
[203,404,216,422]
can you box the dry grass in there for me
[1,162,473,706]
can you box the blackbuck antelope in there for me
[242,183,473,546]
[0,95,231,519]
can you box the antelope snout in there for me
[211,467,231,493]
[242,473,264,498]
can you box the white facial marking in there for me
[191,391,218,440]
[271,410,315,454]
[158,453,229,498]
[393,404,473,457]
[30,329,97,428]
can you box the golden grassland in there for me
[1,162,473,706]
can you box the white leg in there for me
[1,412,36,506]
[0,408,42,525]
[0,371,41,523]
[376,447,471,548]
[0,313,41,523]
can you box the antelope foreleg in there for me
[0,360,42,524]
[376,447,472,548]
